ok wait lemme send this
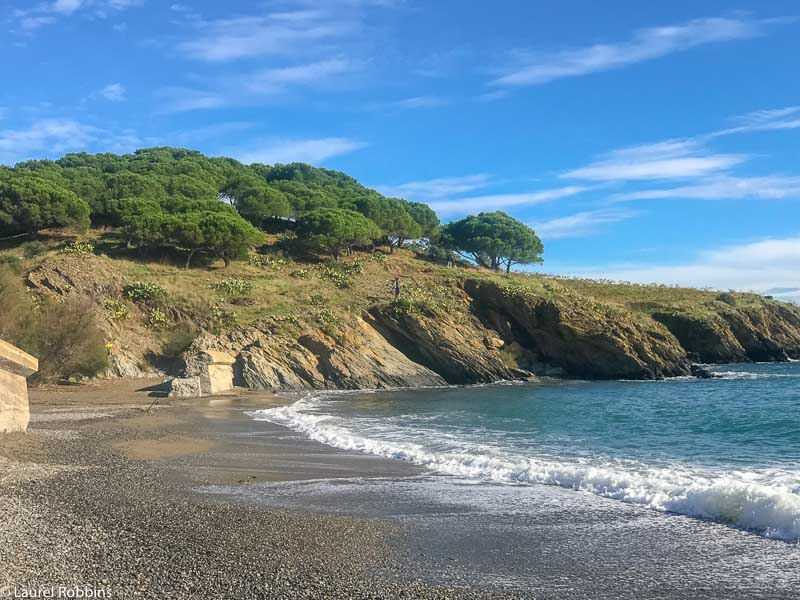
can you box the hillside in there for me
[3,230,799,388]
[2,147,799,388]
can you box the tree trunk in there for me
[185,249,196,269]
[223,256,231,268]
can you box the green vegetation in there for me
[441,211,543,273]
[296,208,381,261]
[3,147,792,385]
[6,148,448,264]
[0,170,90,237]
[0,267,108,382]
[125,281,167,304]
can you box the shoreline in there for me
[3,381,506,599]
[3,380,800,598]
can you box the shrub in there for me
[249,254,290,270]
[21,241,48,258]
[307,293,328,306]
[60,241,95,256]
[27,296,109,382]
[370,251,387,264]
[208,278,254,296]
[211,304,238,328]
[291,269,310,279]
[717,292,737,306]
[318,261,363,288]
[0,254,22,273]
[315,308,338,326]
[124,281,167,304]
[144,307,168,329]
[161,322,200,359]
[103,298,130,321]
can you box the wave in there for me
[249,394,800,541]
[710,370,800,380]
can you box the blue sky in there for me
[2,1,800,299]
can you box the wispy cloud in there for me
[99,83,126,102]
[242,58,357,95]
[713,105,800,136]
[616,175,800,201]
[491,16,785,88]
[155,87,227,113]
[558,236,800,296]
[156,58,358,113]
[430,186,590,215]
[376,174,492,200]
[0,118,144,165]
[532,208,637,240]
[230,137,367,165]
[380,96,450,111]
[562,139,746,182]
[177,12,353,62]
[12,0,143,32]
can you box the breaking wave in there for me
[249,394,800,541]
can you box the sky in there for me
[2,0,800,300]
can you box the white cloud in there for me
[178,12,352,62]
[156,87,227,113]
[713,106,800,136]
[616,175,800,201]
[231,137,366,165]
[243,58,356,95]
[557,236,800,296]
[532,208,637,240]
[376,174,492,200]
[157,58,357,113]
[0,119,98,165]
[386,96,450,110]
[0,118,141,165]
[49,0,84,15]
[99,83,126,102]
[491,16,777,87]
[562,138,746,182]
[13,0,142,32]
[430,186,590,215]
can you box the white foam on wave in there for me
[711,370,800,380]
[249,394,800,541]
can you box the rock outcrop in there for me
[653,302,800,363]
[463,279,691,380]
[365,305,520,384]
[186,317,447,391]
[21,255,800,391]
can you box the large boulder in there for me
[185,350,236,395]
[0,340,38,433]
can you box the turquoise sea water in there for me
[251,362,800,540]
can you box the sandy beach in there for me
[3,380,800,600]
[1,381,512,599]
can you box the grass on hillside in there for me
[0,228,776,337]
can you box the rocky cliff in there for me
[19,254,800,390]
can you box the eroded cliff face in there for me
[462,279,691,380]
[186,317,447,391]
[185,278,698,389]
[22,256,800,390]
[652,302,800,364]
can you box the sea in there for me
[248,362,800,542]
